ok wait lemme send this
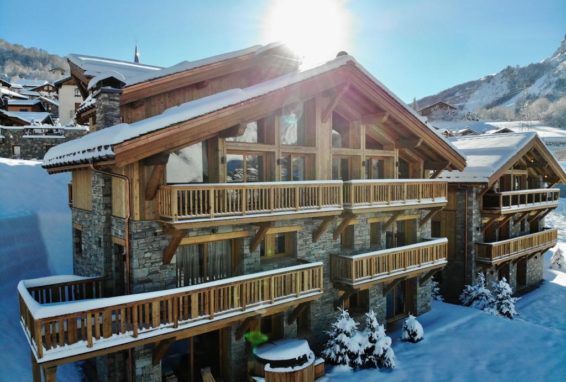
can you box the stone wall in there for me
[0,127,86,160]
[526,253,544,287]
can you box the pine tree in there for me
[489,278,519,319]
[551,248,566,270]
[362,310,396,369]
[431,279,444,301]
[322,309,358,367]
[460,272,494,310]
[401,315,424,343]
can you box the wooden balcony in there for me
[19,263,323,366]
[158,181,343,227]
[343,179,448,212]
[476,229,558,265]
[330,238,448,289]
[482,188,560,214]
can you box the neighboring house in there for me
[6,98,46,112]
[0,109,53,126]
[436,133,566,301]
[54,76,83,125]
[0,124,87,159]
[418,101,457,118]
[18,43,466,382]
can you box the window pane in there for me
[226,154,244,182]
[280,155,291,181]
[225,122,258,143]
[292,156,305,181]
[167,143,203,183]
[280,103,304,145]
[246,154,263,182]
[275,234,286,254]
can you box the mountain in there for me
[418,36,566,126]
[0,39,69,82]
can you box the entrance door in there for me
[386,280,407,321]
[498,263,510,282]
[396,219,417,246]
[517,258,527,290]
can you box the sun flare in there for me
[264,0,351,67]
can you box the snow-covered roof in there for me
[19,89,40,97]
[125,42,290,87]
[437,133,538,183]
[7,98,42,106]
[0,87,28,99]
[487,121,566,143]
[12,79,49,88]
[39,96,59,106]
[0,110,52,124]
[431,121,497,135]
[68,54,162,82]
[44,53,462,169]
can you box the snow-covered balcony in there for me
[343,179,448,212]
[157,181,343,227]
[476,228,558,265]
[330,238,448,289]
[482,188,560,214]
[19,262,323,365]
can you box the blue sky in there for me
[0,0,564,101]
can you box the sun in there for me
[263,0,351,67]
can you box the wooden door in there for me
[517,258,527,289]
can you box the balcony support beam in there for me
[333,215,356,240]
[31,352,40,382]
[250,223,273,252]
[384,211,404,231]
[163,229,185,264]
[513,211,530,224]
[496,215,513,231]
[335,289,355,308]
[43,366,57,382]
[419,208,442,228]
[396,137,423,149]
[530,209,553,224]
[145,163,166,201]
[419,269,439,286]
[287,302,310,325]
[153,338,175,366]
[430,161,452,178]
[482,216,500,233]
[313,216,334,243]
[235,315,261,340]
[382,277,406,296]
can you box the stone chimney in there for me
[95,87,122,130]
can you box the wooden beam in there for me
[396,137,423,149]
[266,225,303,235]
[142,152,170,166]
[163,229,185,264]
[431,161,451,178]
[181,231,249,246]
[530,209,553,223]
[333,215,356,240]
[419,208,441,228]
[152,338,175,366]
[286,302,309,325]
[335,289,355,308]
[382,277,406,296]
[313,216,334,242]
[250,223,272,252]
[218,124,246,138]
[424,161,451,171]
[361,111,389,125]
[496,215,513,231]
[31,352,41,382]
[235,315,260,340]
[419,269,439,286]
[43,366,57,382]
[144,163,166,201]
[384,211,404,230]
[482,216,500,233]
[321,84,350,123]
[514,211,530,225]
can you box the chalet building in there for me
[54,76,84,125]
[19,44,465,382]
[418,101,457,118]
[7,98,46,112]
[436,133,566,302]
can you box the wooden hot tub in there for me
[253,339,316,382]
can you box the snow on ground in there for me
[324,200,566,382]
[0,158,81,381]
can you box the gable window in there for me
[74,88,81,97]
[225,121,258,143]
[280,102,305,146]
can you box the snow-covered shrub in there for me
[431,279,444,301]
[401,315,424,343]
[460,272,494,310]
[489,278,519,319]
[322,309,359,367]
[550,248,566,270]
[363,310,396,369]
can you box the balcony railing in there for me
[476,229,558,264]
[482,188,560,214]
[20,263,323,363]
[330,238,448,288]
[158,181,343,222]
[343,179,447,211]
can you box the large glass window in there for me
[167,143,204,183]
[332,157,352,180]
[225,121,258,143]
[176,240,237,286]
[366,158,385,179]
[226,152,265,182]
[280,154,308,181]
[280,103,305,146]
[260,232,296,260]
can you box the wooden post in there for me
[31,352,40,382]
[43,366,57,382]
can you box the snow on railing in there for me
[331,238,448,286]
[19,262,323,361]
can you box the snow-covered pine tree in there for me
[362,310,396,369]
[490,278,519,319]
[322,309,358,367]
[551,247,566,270]
[460,272,494,310]
[401,315,424,343]
[431,279,444,301]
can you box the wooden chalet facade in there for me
[20,44,465,382]
[436,133,566,301]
